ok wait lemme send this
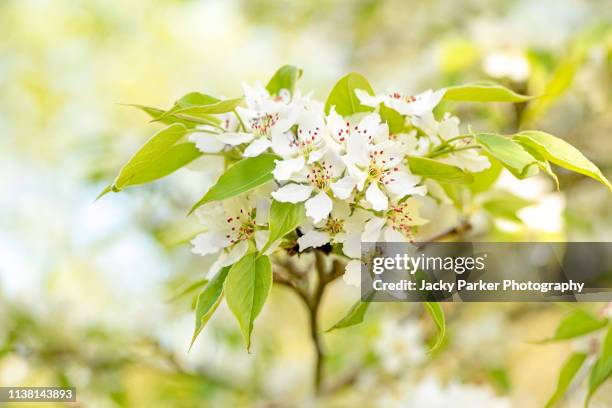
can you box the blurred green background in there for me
[0,0,611,406]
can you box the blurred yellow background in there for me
[0,0,611,406]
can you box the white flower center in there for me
[388,202,418,240]
[250,113,279,137]
[306,161,333,191]
[225,208,256,244]
[325,217,344,235]
[368,149,399,185]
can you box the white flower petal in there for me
[355,89,384,107]
[366,182,389,211]
[438,116,460,140]
[191,231,227,256]
[272,157,305,181]
[271,130,297,156]
[208,240,250,277]
[343,260,362,287]
[346,132,371,167]
[362,217,385,242]
[297,230,331,251]
[271,183,313,203]
[330,175,356,199]
[342,232,362,258]
[243,138,271,157]
[215,132,254,146]
[225,240,249,265]
[383,226,407,242]
[189,132,225,153]
[305,191,333,223]
[385,171,422,199]
[410,112,438,137]
[254,230,269,251]
[307,146,327,164]
[346,163,368,191]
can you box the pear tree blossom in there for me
[103,66,612,396]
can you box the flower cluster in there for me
[189,81,490,283]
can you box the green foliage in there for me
[126,104,198,127]
[158,93,243,122]
[168,278,208,303]
[190,268,230,349]
[261,200,305,254]
[325,72,375,116]
[482,191,535,223]
[424,302,446,352]
[545,352,587,408]
[475,133,539,179]
[408,156,474,184]
[225,253,273,351]
[379,104,404,134]
[514,131,611,191]
[266,65,302,96]
[99,123,201,198]
[467,154,503,193]
[443,82,534,102]
[326,299,370,332]
[587,324,612,405]
[544,309,608,342]
[189,154,278,214]
[522,56,579,125]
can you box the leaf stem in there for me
[428,145,481,159]
[233,109,247,132]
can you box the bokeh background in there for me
[1,0,611,406]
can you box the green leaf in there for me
[379,104,404,134]
[519,143,561,190]
[424,302,446,352]
[545,352,587,408]
[326,299,370,332]
[443,82,535,102]
[159,96,244,121]
[261,200,305,254]
[189,154,278,214]
[468,153,503,193]
[124,104,197,127]
[168,278,208,303]
[190,267,230,350]
[325,72,375,116]
[586,324,612,406]
[522,56,579,125]
[408,156,474,184]
[475,133,539,179]
[266,65,303,96]
[544,309,608,342]
[514,131,611,191]
[102,123,202,195]
[225,253,273,351]
[482,191,535,223]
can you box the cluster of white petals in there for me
[190,83,490,282]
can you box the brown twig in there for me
[272,251,346,396]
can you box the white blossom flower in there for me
[437,115,490,172]
[237,83,301,157]
[325,108,389,153]
[379,376,511,408]
[345,135,426,211]
[356,88,446,116]
[375,318,426,374]
[189,113,253,153]
[297,202,367,255]
[271,153,349,223]
[362,197,429,243]
[191,189,271,276]
[272,106,327,181]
